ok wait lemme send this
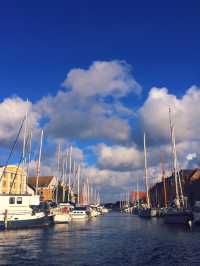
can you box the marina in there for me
[0,2,200,265]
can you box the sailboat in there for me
[138,133,157,218]
[157,152,168,217]
[70,166,90,220]
[164,108,193,225]
[52,145,72,224]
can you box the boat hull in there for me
[0,214,54,230]
[71,214,88,220]
[53,214,71,224]
[138,208,157,218]
[164,210,193,224]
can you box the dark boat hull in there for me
[0,215,54,230]
[164,210,193,224]
[138,208,157,218]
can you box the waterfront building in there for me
[149,169,200,207]
[130,191,146,204]
[0,165,27,194]
[28,176,57,201]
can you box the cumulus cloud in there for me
[0,97,40,147]
[36,60,141,144]
[36,91,131,143]
[138,85,200,145]
[95,143,143,171]
[62,60,141,98]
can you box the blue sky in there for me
[0,1,200,201]
[0,1,199,101]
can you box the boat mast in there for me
[177,169,184,207]
[172,127,180,208]
[87,177,90,205]
[77,165,80,205]
[36,129,43,195]
[62,152,66,203]
[56,143,61,203]
[68,146,72,202]
[169,108,180,208]
[160,151,167,208]
[26,130,32,194]
[136,177,139,204]
[22,100,28,194]
[144,132,150,208]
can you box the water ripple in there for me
[0,213,200,265]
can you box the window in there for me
[9,197,15,204]
[17,197,22,204]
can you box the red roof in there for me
[130,191,146,202]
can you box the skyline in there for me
[0,1,200,201]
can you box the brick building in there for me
[149,169,200,207]
[28,176,57,201]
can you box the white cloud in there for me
[35,60,142,143]
[0,97,40,147]
[186,152,197,161]
[95,143,143,171]
[138,85,200,144]
[37,89,131,143]
[62,60,141,98]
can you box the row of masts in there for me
[119,191,131,210]
[55,144,100,205]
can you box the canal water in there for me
[0,212,200,266]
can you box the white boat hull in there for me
[53,213,71,224]
[71,213,88,220]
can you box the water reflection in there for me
[1,213,200,265]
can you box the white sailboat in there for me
[139,132,157,218]
[52,145,72,224]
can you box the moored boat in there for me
[138,133,156,218]
[164,208,193,224]
[101,207,109,214]
[71,206,89,220]
[0,194,53,230]
[138,207,157,218]
[164,109,193,226]
[51,203,72,224]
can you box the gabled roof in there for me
[28,176,56,188]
